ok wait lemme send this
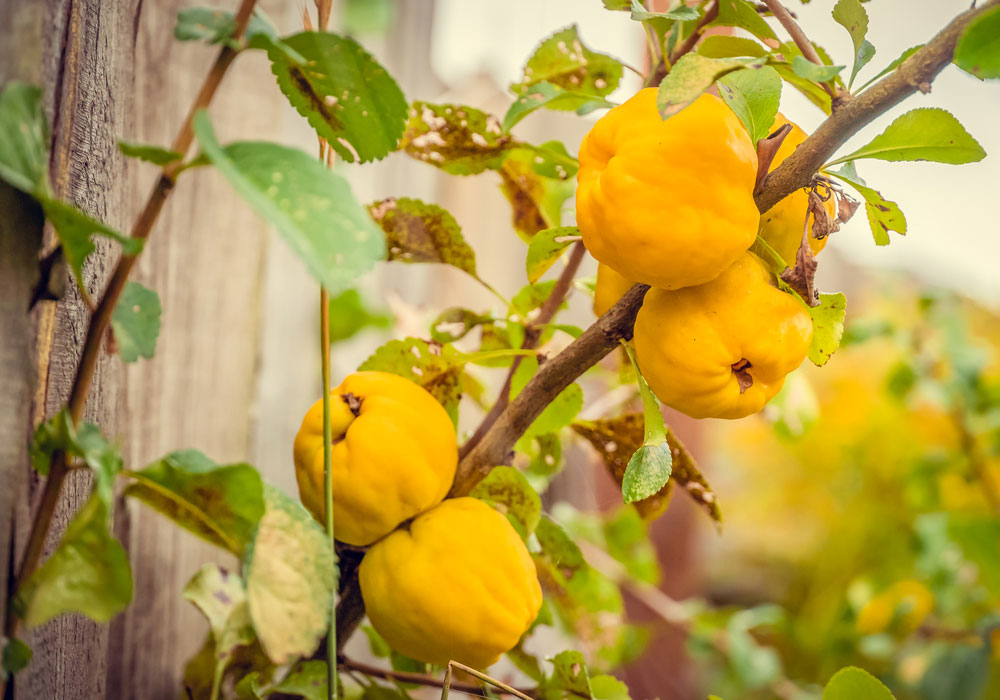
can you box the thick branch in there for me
[453,0,998,498]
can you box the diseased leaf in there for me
[17,494,132,627]
[828,108,986,166]
[503,82,615,132]
[807,292,847,367]
[117,140,182,166]
[400,102,512,175]
[823,667,896,700]
[526,226,580,283]
[717,66,782,143]
[954,5,1000,79]
[829,163,907,245]
[124,449,265,555]
[500,148,575,239]
[572,414,720,524]
[511,356,583,438]
[470,466,542,538]
[657,54,760,116]
[514,26,623,99]
[790,56,844,82]
[359,337,464,423]
[526,140,579,180]
[267,31,407,163]
[268,660,329,700]
[111,281,161,363]
[430,307,492,343]
[244,485,336,665]
[698,36,769,59]
[715,0,778,43]
[194,111,384,295]
[368,197,475,276]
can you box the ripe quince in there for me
[758,114,837,264]
[633,252,812,419]
[359,497,542,668]
[293,371,456,546]
[593,262,635,317]
[576,88,759,290]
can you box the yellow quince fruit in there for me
[577,88,759,290]
[293,371,456,546]
[359,497,542,669]
[633,252,812,419]
[593,262,636,317]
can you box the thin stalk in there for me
[4,0,258,645]
[764,0,838,99]
[339,657,533,698]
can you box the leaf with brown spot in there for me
[266,32,408,163]
[470,466,542,538]
[368,197,476,276]
[358,337,465,424]
[827,163,907,246]
[400,102,513,175]
[499,149,575,239]
[513,25,623,100]
[124,449,265,556]
[572,415,721,525]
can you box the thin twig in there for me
[764,0,837,98]
[459,241,587,460]
[668,0,719,63]
[338,658,534,698]
[5,0,258,643]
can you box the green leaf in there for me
[500,148,574,239]
[715,0,778,42]
[359,337,465,422]
[268,661,329,700]
[832,0,874,88]
[124,449,265,555]
[470,466,542,537]
[772,64,832,115]
[857,45,923,92]
[401,101,513,174]
[17,494,132,627]
[526,140,579,180]
[174,7,278,48]
[111,281,161,363]
[503,82,615,132]
[362,626,392,658]
[807,292,847,367]
[697,36,769,59]
[948,515,1000,594]
[329,288,392,343]
[429,307,492,343]
[919,643,990,700]
[591,674,632,700]
[823,667,896,700]
[266,31,407,163]
[39,197,141,293]
[954,5,1000,79]
[183,564,256,696]
[657,54,759,116]
[244,485,336,665]
[620,345,671,502]
[828,108,986,166]
[545,650,592,699]
[602,0,631,9]
[511,356,583,438]
[29,409,122,508]
[193,111,384,295]
[790,56,844,82]
[526,226,580,283]
[368,197,476,276]
[630,0,698,21]
[514,26,623,99]
[828,164,907,245]
[1,638,32,680]
[0,81,49,194]
[536,515,586,571]
[117,140,182,166]
[717,66,782,143]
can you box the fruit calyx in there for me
[732,359,753,394]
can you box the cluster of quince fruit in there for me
[578,88,833,419]
[293,371,542,669]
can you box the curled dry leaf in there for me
[780,234,819,307]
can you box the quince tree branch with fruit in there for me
[2,1,998,699]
